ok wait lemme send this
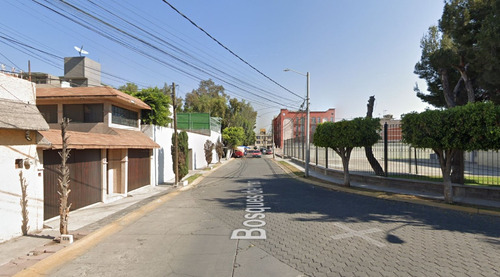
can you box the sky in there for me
[0,0,445,131]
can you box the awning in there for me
[39,128,159,149]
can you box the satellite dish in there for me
[74,45,89,56]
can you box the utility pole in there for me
[271,121,275,159]
[305,72,310,177]
[172,82,179,187]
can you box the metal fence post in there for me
[384,122,388,177]
[315,145,318,165]
[325,147,329,169]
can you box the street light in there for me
[284,68,310,177]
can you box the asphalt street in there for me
[45,156,500,276]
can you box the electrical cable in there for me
[160,0,303,100]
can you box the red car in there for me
[233,150,244,158]
[250,150,262,158]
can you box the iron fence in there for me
[282,123,500,186]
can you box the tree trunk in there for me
[457,58,475,103]
[364,96,385,176]
[440,68,456,108]
[59,118,71,235]
[336,148,352,187]
[20,171,29,236]
[451,150,465,184]
[435,148,454,204]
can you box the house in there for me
[0,72,49,242]
[36,85,159,220]
[272,108,335,149]
[31,56,159,220]
[255,129,272,149]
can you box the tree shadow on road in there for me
[199,173,500,245]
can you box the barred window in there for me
[112,105,138,127]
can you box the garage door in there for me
[43,149,102,220]
[128,149,151,192]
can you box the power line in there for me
[31,0,300,109]
[160,0,303,100]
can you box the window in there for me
[312,117,316,124]
[112,105,138,127]
[63,104,103,123]
[37,104,58,123]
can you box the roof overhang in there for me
[38,128,159,150]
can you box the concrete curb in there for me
[273,159,500,218]
[13,159,234,276]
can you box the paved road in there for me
[48,156,500,276]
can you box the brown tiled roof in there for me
[37,86,150,110]
[0,99,49,131]
[39,128,159,149]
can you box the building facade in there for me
[36,85,159,219]
[255,128,272,149]
[33,56,159,220]
[273,108,336,149]
[0,72,49,242]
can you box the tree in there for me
[415,0,500,107]
[401,102,500,203]
[119,83,172,127]
[59,118,71,235]
[184,80,257,145]
[414,0,500,184]
[183,79,228,120]
[118,82,138,94]
[314,118,380,187]
[172,131,189,181]
[204,140,214,166]
[215,138,224,162]
[226,98,257,145]
[222,127,245,155]
[19,171,29,236]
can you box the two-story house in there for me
[36,85,159,220]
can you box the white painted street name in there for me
[230,181,268,240]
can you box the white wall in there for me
[0,73,45,242]
[0,73,36,103]
[0,136,44,242]
[188,130,221,171]
[142,125,221,184]
[0,73,43,242]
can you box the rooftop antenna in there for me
[74,45,89,56]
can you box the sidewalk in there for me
[0,159,231,277]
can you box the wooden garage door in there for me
[128,149,151,192]
[43,149,102,220]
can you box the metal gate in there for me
[43,149,102,220]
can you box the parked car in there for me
[265,149,273,155]
[250,150,262,158]
[233,150,244,158]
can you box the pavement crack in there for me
[231,239,240,277]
